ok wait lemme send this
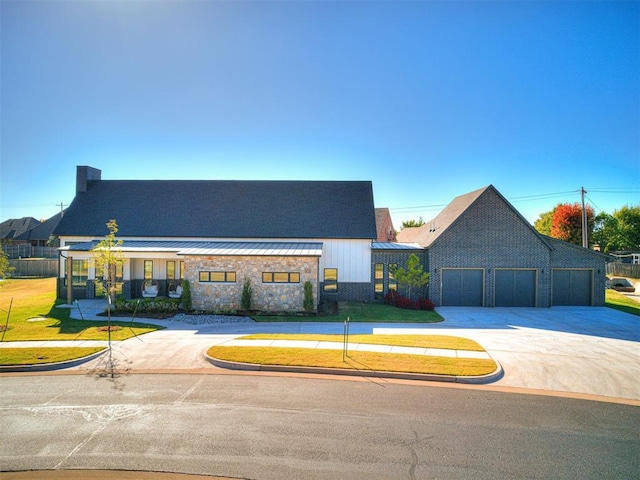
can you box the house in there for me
[54,166,377,312]
[397,185,608,307]
[54,167,607,310]
[13,210,64,247]
[375,208,397,242]
[0,217,42,243]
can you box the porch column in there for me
[66,256,73,305]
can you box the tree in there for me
[390,254,429,300]
[594,205,640,252]
[550,203,594,246]
[401,217,425,229]
[0,249,14,280]
[90,219,126,358]
[533,207,556,236]
[612,205,640,251]
[91,220,125,304]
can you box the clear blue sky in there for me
[1,0,638,229]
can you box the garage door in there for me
[495,269,536,307]
[552,269,592,306]
[442,269,484,306]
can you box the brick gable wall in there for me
[428,188,551,307]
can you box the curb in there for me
[204,352,504,384]
[0,348,108,373]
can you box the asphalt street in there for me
[1,374,638,480]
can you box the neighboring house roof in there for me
[14,211,65,242]
[0,217,41,240]
[63,240,324,257]
[374,208,397,242]
[55,178,377,239]
[396,185,552,250]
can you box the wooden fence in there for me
[2,244,58,259]
[606,263,640,280]
[7,259,58,278]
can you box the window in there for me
[199,271,236,283]
[374,263,384,294]
[324,268,338,292]
[389,263,397,292]
[179,261,184,279]
[95,263,123,295]
[166,261,175,280]
[262,272,300,283]
[72,259,88,287]
[144,260,153,280]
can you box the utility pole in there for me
[581,187,588,248]
[57,202,67,217]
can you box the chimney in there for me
[76,166,101,194]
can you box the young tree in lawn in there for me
[550,203,594,246]
[391,253,429,300]
[90,220,126,356]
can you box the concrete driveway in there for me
[62,302,640,402]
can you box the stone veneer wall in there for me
[183,255,319,312]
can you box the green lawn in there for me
[253,301,444,323]
[244,333,485,351]
[0,347,105,365]
[208,333,496,377]
[208,346,496,377]
[606,289,640,316]
[0,278,163,341]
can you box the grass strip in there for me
[208,346,496,377]
[606,289,640,317]
[0,347,105,365]
[253,302,444,323]
[242,334,485,351]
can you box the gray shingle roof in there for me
[0,217,41,240]
[54,180,377,239]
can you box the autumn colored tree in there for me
[550,203,594,246]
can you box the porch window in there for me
[144,260,153,280]
[72,259,88,287]
[262,272,300,283]
[374,263,384,294]
[167,261,176,280]
[199,271,236,283]
[389,263,397,292]
[324,268,338,292]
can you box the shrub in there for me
[303,281,314,313]
[384,289,435,311]
[241,278,252,311]
[181,279,192,311]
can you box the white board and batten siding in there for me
[319,239,372,283]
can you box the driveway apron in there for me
[60,301,640,402]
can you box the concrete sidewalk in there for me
[220,337,492,359]
[5,299,640,402]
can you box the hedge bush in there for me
[384,289,435,311]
